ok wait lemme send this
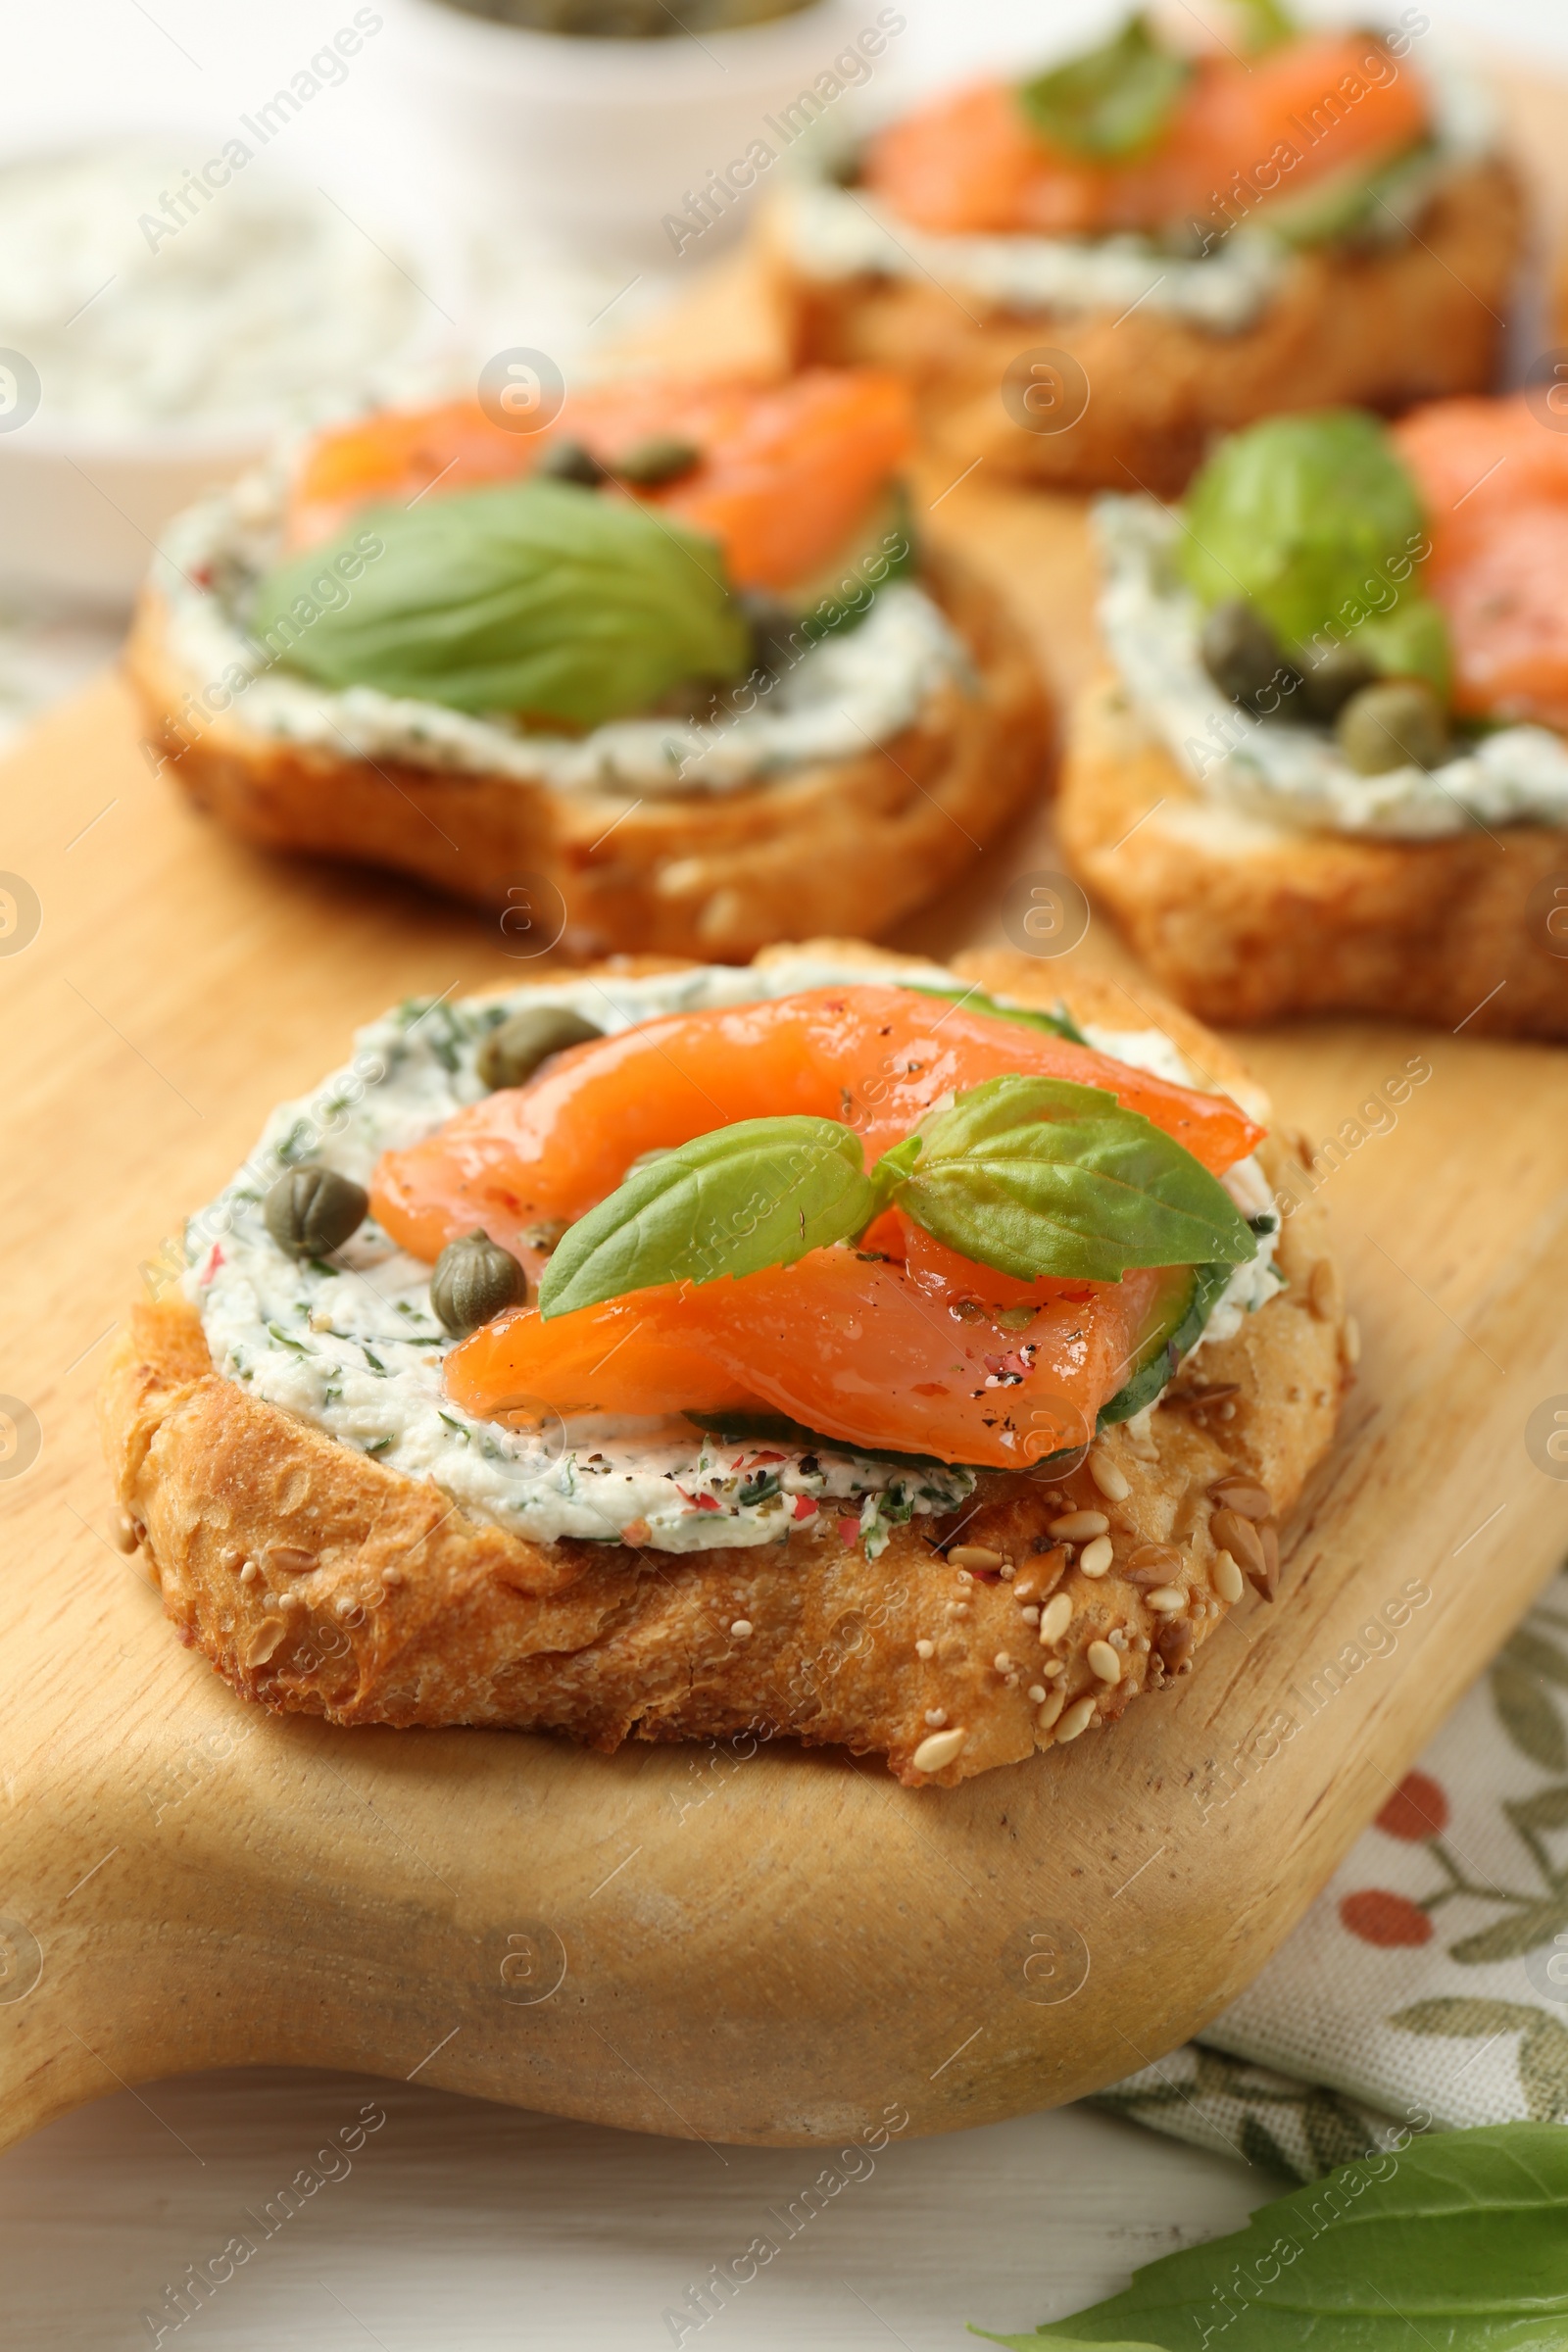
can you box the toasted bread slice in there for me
[1058,675,1568,1035]
[125,544,1046,963]
[769,158,1523,497]
[99,950,1348,1788]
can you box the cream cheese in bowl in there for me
[0,138,455,601]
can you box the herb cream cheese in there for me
[186,953,1280,1556]
[0,143,427,433]
[1096,495,1568,840]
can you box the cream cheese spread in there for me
[773,64,1491,332]
[1095,496,1568,841]
[185,953,1280,1556]
[0,142,427,434]
[156,479,971,798]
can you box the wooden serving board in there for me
[0,651,1564,2156]
[4,70,1568,2151]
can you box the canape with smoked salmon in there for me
[1059,399,1568,1032]
[100,942,1348,1788]
[125,370,1044,958]
[764,7,1522,494]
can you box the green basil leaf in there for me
[1180,412,1432,664]
[1230,0,1296,54]
[251,478,752,728]
[906,984,1089,1048]
[865,1134,921,1222]
[1361,594,1453,700]
[972,2122,1568,2350]
[537,1116,872,1319]
[900,1076,1256,1284]
[1017,16,1191,163]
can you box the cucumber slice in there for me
[906,982,1089,1048]
[1097,1260,1234,1428]
[1262,139,1434,250]
[684,1407,950,1472]
[782,485,919,645]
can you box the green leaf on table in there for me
[1017,16,1191,163]
[971,2123,1568,2351]
[1490,1662,1567,1772]
[900,1076,1256,1285]
[251,476,752,729]
[536,1116,873,1318]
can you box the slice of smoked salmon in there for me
[1396,396,1568,727]
[864,33,1429,239]
[284,369,914,593]
[446,1247,1169,1470]
[370,985,1264,1272]
[283,399,526,552]
[653,369,913,592]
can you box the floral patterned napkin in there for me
[1098,1566,1568,2180]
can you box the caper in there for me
[613,435,702,488]
[430,1229,527,1338]
[1296,641,1377,724]
[477,1004,604,1092]
[537,438,607,487]
[264,1165,368,1259]
[1337,678,1449,776]
[1200,599,1296,713]
[739,590,800,675]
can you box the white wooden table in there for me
[0,2073,1257,2348]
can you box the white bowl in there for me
[381,0,880,266]
[0,416,269,609]
[0,136,466,608]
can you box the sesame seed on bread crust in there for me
[123,541,1045,964]
[767,158,1523,497]
[98,955,1348,1786]
[1058,673,1568,1036]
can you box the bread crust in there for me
[770,159,1524,496]
[1058,674,1568,1035]
[124,544,1046,963]
[99,950,1348,1786]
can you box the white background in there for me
[5,0,1568,149]
[0,3,1557,2345]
